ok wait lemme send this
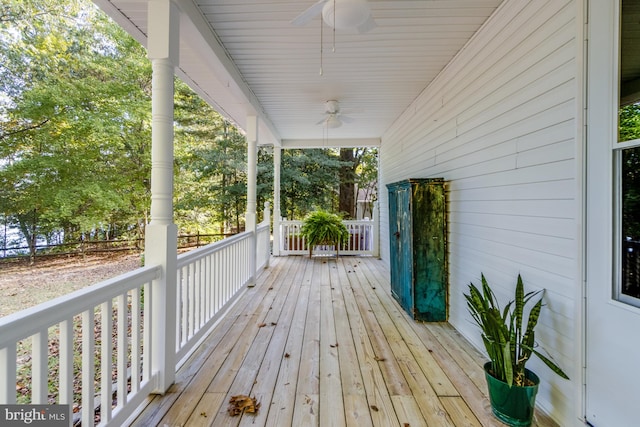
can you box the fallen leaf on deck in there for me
[374,356,386,362]
[370,405,379,412]
[200,412,207,417]
[270,322,277,326]
[404,423,410,427]
[258,323,266,328]
[330,343,339,348]
[228,395,261,416]
[284,353,290,358]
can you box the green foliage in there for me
[619,103,640,143]
[0,0,377,254]
[280,149,351,220]
[0,0,152,252]
[465,274,569,387]
[300,210,349,256]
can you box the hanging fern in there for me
[300,210,349,257]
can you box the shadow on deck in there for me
[130,256,557,427]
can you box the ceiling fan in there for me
[292,0,376,33]
[316,100,355,128]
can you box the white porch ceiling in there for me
[95,0,504,147]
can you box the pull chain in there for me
[333,0,336,52]
[319,16,323,75]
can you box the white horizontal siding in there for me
[379,0,579,425]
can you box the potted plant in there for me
[464,274,569,426]
[299,210,349,257]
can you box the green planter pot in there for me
[484,362,540,426]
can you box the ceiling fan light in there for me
[322,0,370,30]
[326,115,342,128]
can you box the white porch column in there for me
[246,115,258,285]
[145,0,179,394]
[272,146,282,256]
[273,146,282,256]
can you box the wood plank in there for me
[348,258,455,427]
[329,260,373,427]
[238,257,309,426]
[355,257,459,397]
[357,258,504,427]
[440,396,483,427]
[336,259,398,427]
[292,259,322,426]
[390,395,425,427]
[345,261,412,397]
[265,257,314,427]
[208,257,303,426]
[319,260,346,427]
[184,392,226,426]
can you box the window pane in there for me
[621,147,640,299]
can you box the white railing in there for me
[279,218,377,256]
[175,232,252,362]
[0,265,161,427]
[0,206,272,426]
[175,205,271,362]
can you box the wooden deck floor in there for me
[131,256,558,427]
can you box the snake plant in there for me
[465,274,569,387]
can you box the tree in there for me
[338,148,356,218]
[0,0,152,257]
[338,147,378,219]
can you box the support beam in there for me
[272,146,282,256]
[145,0,179,394]
[246,115,258,285]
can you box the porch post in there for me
[373,201,380,258]
[272,146,282,256]
[246,115,258,285]
[145,0,179,393]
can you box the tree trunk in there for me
[339,148,356,218]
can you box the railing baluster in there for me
[101,300,113,422]
[188,263,195,339]
[180,266,188,345]
[117,292,128,408]
[176,266,187,346]
[59,317,73,404]
[143,281,152,382]
[82,308,95,427]
[31,329,48,404]
[0,345,17,404]
[131,288,141,394]
[206,254,212,319]
[196,258,203,329]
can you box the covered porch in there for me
[130,255,557,427]
[0,0,589,425]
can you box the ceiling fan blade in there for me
[316,117,328,125]
[291,0,328,26]
[340,115,355,123]
[357,14,376,33]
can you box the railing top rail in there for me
[280,219,374,224]
[0,264,161,347]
